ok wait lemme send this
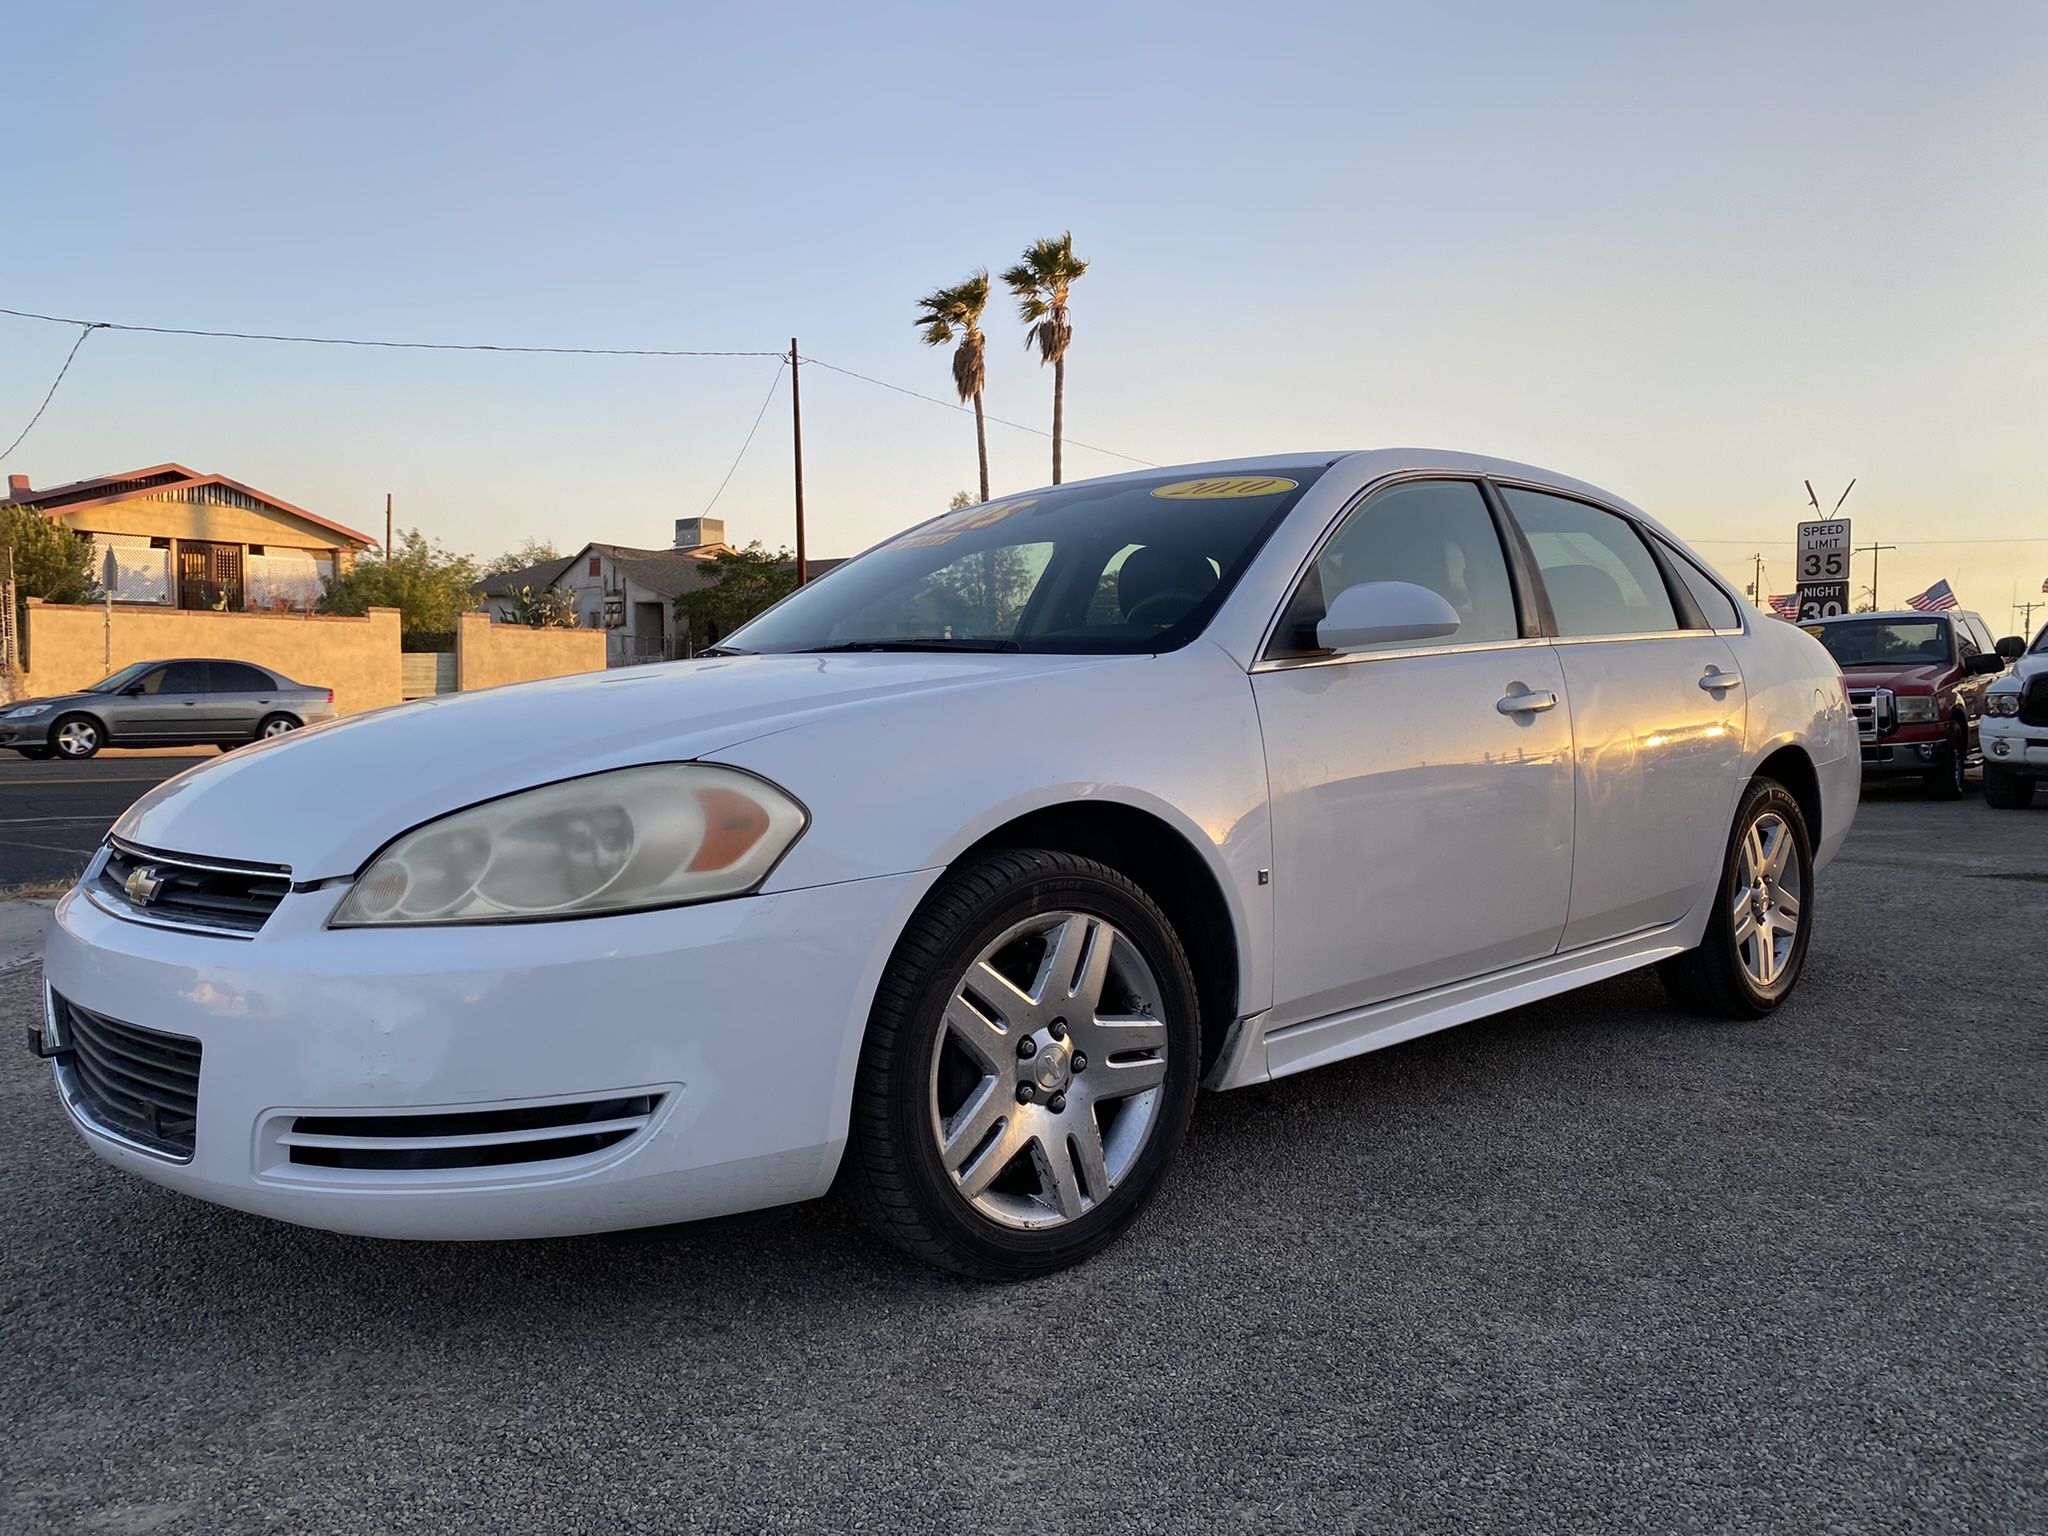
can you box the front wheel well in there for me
[959,802,1241,1074]
[1754,744,1822,844]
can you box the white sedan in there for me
[35,450,1858,1278]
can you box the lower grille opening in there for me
[284,1094,661,1172]
[51,994,202,1159]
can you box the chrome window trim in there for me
[1251,634,1554,676]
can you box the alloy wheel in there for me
[1732,811,1802,988]
[928,910,1170,1230]
[56,720,99,758]
[261,717,296,738]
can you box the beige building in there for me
[3,463,378,612]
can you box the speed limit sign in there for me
[1796,519,1851,620]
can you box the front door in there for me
[1253,480,1577,1028]
[1498,486,1748,950]
[178,543,243,611]
[114,660,210,742]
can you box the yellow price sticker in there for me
[1150,476,1298,501]
[889,496,1039,550]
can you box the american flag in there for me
[2041,575,2047,594]
[1905,579,1959,612]
[1767,593,1801,620]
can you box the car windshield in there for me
[722,466,1330,656]
[82,663,155,694]
[1803,618,1950,667]
[2032,624,2048,655]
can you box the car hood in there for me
[115,652,1114,878]
[2001,652,2048,685]
[5,692,97,713]
[1834,662,1954,694]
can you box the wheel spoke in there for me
[1732,901,1758,946]
[965,962,1033,1029]
[1743,825,1766,883]
[1033,1127,1088,1220]
[1092,1052,1167,1100]
[1078,1012,1168,1057]
[1068,1107,1112,1206]
[944,993,1011,1073]
[1760,821,1792,881]
[1773,887,1800,923]
[940,1076,1008,1169]
[957,1115,1030,1200]
[1034,914,1096,1009]
[1753,915,1777,983]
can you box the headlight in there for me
[3,704,52,719]
[1984,692,2021,717]
[330,764,807,926]
[1893,695,1938,722]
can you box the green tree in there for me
[914,270,992,503]
[673,542,798,650]
[2,505,99,605]
[1001,232,1088,484]
[482,538,562,578]
[320,527,480,637]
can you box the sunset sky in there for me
[7,1,2045,629]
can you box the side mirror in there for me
[1316,581,1462,652]
[1996,636,2026,661]
[121,683,147,697]
[1965,651,2006,676]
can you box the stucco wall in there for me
[23,601,404,715]
[454,612,606,692]
[59,498,355,556]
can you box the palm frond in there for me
[951,329,986,400]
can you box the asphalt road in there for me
[0,753,200,887]
[2,789,2042,1533]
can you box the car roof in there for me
[1809,611,1966,623]
[1009,447,1674,540]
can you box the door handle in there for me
[1497,689,1558,715]
[1698,669,1742,692]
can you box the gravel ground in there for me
[2,787,2042,1534]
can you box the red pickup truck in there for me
[1802,610,2013,799]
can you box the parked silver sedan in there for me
[0,659,336,760]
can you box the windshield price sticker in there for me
[1150,476,1298,500]
[890,497,1038,550]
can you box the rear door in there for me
[1497,486,1747,951]
[1252,478,1576,1027]
[203,661,278,739]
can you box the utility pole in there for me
[1750,553,1766,601]
[790,338,807,586]
[2016,598,2045,634]
[384,492,393,556]
[1855,541,1897,610]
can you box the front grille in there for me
[281,1095,663,1172]
[1847,687,1893,742]
[94,838,291,937]
[2021,675,2048,729]
[50,993,202,1159]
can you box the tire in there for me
[1659,778,1815,1019]
[50,714,103,761]
[1922,725,1966,800]
[256,713,300,740]
[13,746,54,761]
[1984,767,2037,810]
[843,848,1201,1279]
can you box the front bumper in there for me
[0,718,51,747]
[39,864,936,1239]
[1980,717,2048,780]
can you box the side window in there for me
[159,661,208,692]
[1504,489,1679,638]
[131,667,170,696]
[1267,480,1520,658]
[210,662,272,692]
[1660,542,1741,630]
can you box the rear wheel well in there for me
[960,802,1240,1073]
[1754,744,1821,844]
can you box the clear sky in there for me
[6,1,2045,629]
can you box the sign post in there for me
[1796,519,1852,621]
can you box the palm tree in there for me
[913,270,992,503]
[1001,232,1088,484]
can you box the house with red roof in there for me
[3,463,378,612]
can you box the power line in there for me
[0,305,783,358]
[1,322,101,463]
[795,355,1156,467]
[699,360,787,518]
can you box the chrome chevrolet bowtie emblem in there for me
[123,866,166,906]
